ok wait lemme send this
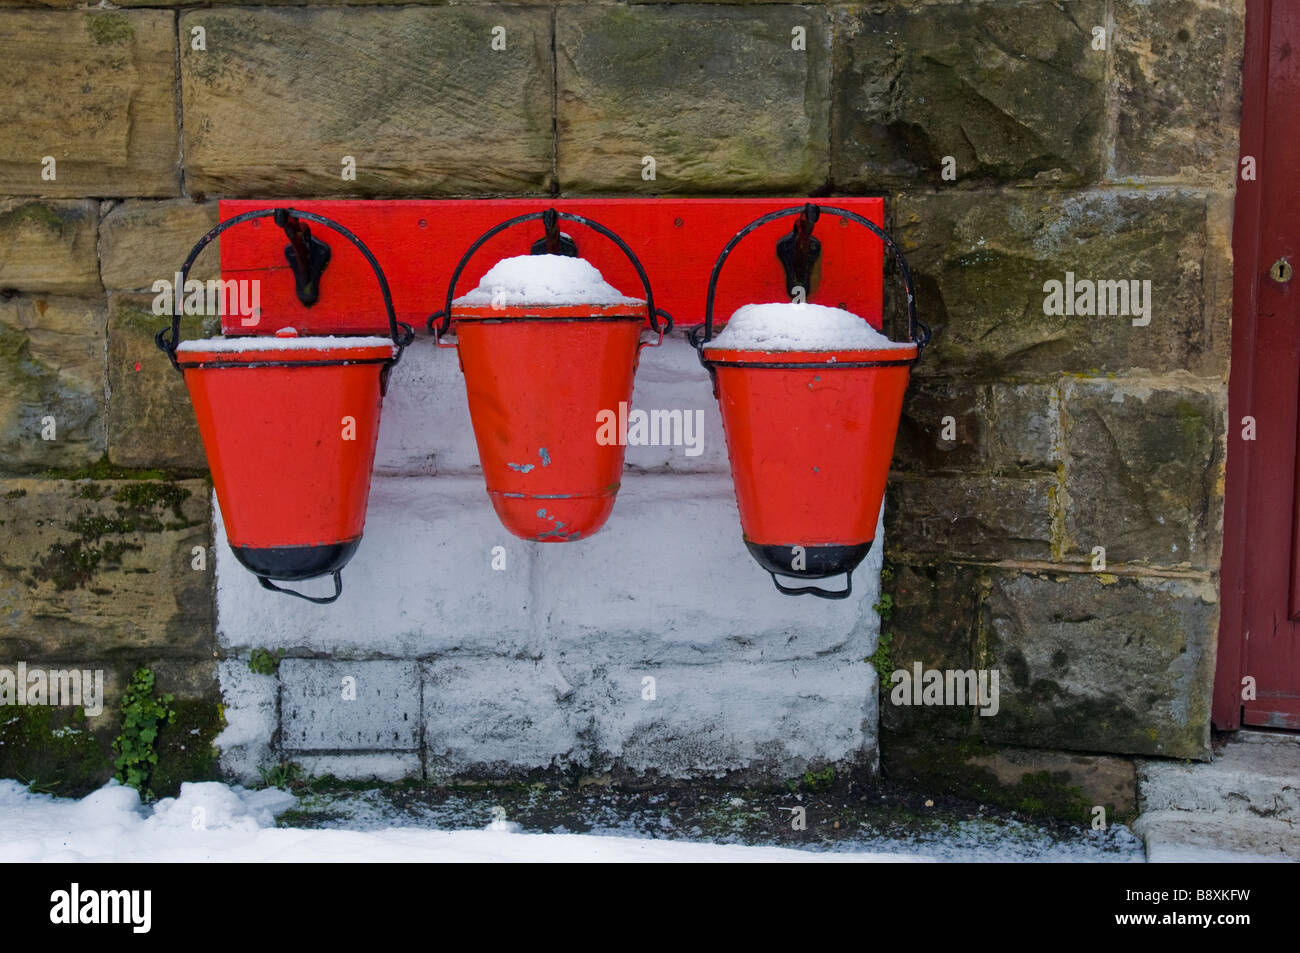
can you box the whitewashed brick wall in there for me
[215,334,883,783]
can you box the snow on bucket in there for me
[430,209,672,542]
[689,205,929,599]
[157,209,414,603]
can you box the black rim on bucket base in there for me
[230,538,361,605]
[744,540,873,601]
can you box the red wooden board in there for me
[216,198,886,338]
[1215,0,1300,731]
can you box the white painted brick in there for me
[213,659,278,785]
[281,659,420,752]
[583,658,878,778]
[423,657,583,776]
[375,338,480,476]
[215,478,537,657]
[296,752,422,782]
[534,474,881,662]
[623,336,730,473]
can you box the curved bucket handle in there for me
[686,203,931,357]
[426,208,674,347]
[155,207,414,606]
[259,572,342,605]
[155,207,416,376]
[771,573,853,601]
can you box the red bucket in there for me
[158,209,414,603]
[690,205,928,599]
[432,210,670,542]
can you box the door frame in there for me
[1215,0,1273,731]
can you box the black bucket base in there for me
[231,539,360,605]
[745,540,873,600]
[232,539,360,581]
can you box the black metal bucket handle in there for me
[155,207,415,374]
[426,208,673,342]
[155,207,413,607]
[771,572,853,601]
[259,571,343,605]
[687,203,930,356]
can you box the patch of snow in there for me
[149,782,297,832]
[0,781,918,863]
[453,254,643,307]
[176,335,395,353]
[704,303,913,352]
[0,779,1171,863]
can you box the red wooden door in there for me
[1216,0,1300,730]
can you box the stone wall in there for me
[881,0,1241,771]
[0,1,1244,807]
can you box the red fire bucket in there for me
[430,209,670,542]
[689,205,929,599]
[157,209,414,603]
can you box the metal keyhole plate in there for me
[1271,258,1293,284]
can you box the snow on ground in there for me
[0,780,1145,863]
[294,786,1144,863]
[0,781,911,863]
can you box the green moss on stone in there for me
[248,648,282,676]
[0,322,58,399]
[70,513,141,538]
[788,765,837,792]
[1173,399,1206,442]
[0,675,224,801]
[76,483,104,501]
[0,203,71,238]
[41,455,203,483]
[882,731,1131,824]
[1006,770,1093,819]
[112,298,168,334]
[85,12,134,47]
[867,631,894,684]
[150,697,226,799]
[0,705,114,797]
[113,481,191,519]
[27,477,198,592]
[30,537,141,591]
